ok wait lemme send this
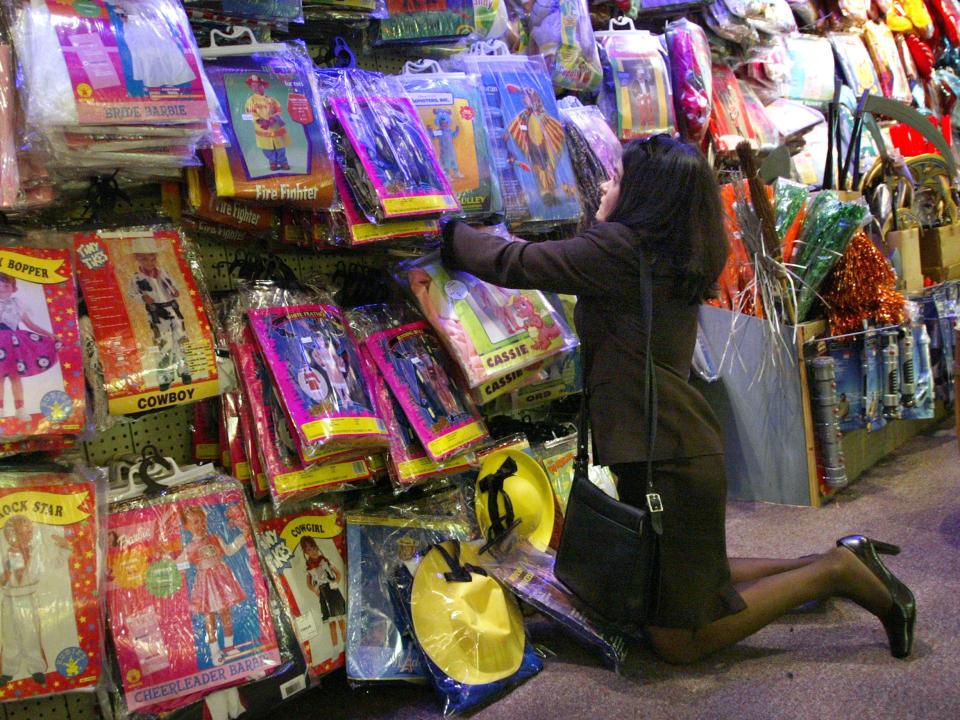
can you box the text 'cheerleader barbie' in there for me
[0,273,60,422]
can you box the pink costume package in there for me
[247,304,389,460]
[665,18,713,144]
[106,479,281,714]
[256,501,348,679]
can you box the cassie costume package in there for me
[106,479,280,714]
[0,470,102,701]
[0,246,85,441]
[74,227,219,415]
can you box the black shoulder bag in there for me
[553,261,663,634]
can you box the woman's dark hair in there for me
[606,135,728,303]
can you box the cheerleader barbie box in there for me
[74,228,219,415]
[0,247,84,440]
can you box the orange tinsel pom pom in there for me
[821,231,906,335]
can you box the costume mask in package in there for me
[710,66,756,154]
[256,501,347,679]
[479,539,627,671]
[525,0,602,94]
[204,45,335,208]
[351,306,489,463]
[345,513,471,683]
[332,166,440,246]
[106,479,281,715]
[247,303,389,461]
[326,72,459,222]
[232,324,373,508]
[596,29,676,141]
[397,71,502,220]
[783,35,836,104]
[74,227,219,415]
[829,33,883,99]
[0,247,85,441]
[0,470,102,700]
[863,21,911,102]
[389,539,543,715]
[402,252,578,387]
[664,18,713,144]
[462,53,581,232]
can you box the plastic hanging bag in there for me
[596,22,676,141]
[557,99,622,225]
[377,0,486,45]
[0,467,103,701]
[350,304,489,463]
[398,64,503,221]
[106,477,281,716]
[703,1,760,46]
[740,82,781,150]
[73,226,220,416]
[345,513,471,683]
[710,65,757,154]
[829,33,883,99]
[524,0,602,94]
[460,50,581,232]
[664,18,712,145]
[783,35,836,103]
[325,69,460,223]
[863,20,911,102]
[399,249,579,388]
[202,40,335,209]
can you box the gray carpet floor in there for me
[282,422,960,720]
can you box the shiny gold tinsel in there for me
[821,231,907,335]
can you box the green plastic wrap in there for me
[773,178,807,242]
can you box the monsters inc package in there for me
[74,227,219,415]
[398,68,502,220]
[0,246,85,442]
[106,479,281,714]
[461,53,580,232]
[401,251,579,388]
[596,25,676,141]
[256,500,347,679]
[204,44,335,208]
[327,72,459,222]
[351,305,488,463]
[345,513,471,683]
[0,470,103,700]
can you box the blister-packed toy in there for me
[106,478,281,715]
[74,227,220,415]
[326,70,459,222]
[460,51,581,232]
[783,35,836,103]
[398,64,502,220]
[710,65,756,154]
[0,246,85,442]
[664,18,713,144]
[596,23,676,141]
[558,99,621,225]
[901,310,935,421]
[202,37,335,209]
[345,513,471,683]
[399,250,579,388]
[0,468,102,701]
[523,0,602,94]
[350,304,489,464]
[829,33,883,99]
[256,499,347,679]
[863,21,911,102]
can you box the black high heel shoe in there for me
[837,535,916,659]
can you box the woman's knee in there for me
[645,626,704,665]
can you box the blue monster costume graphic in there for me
[506,86,567,203]
[430,108,462,179]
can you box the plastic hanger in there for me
[596,15,640,36]
[108,445,216,502]
[468,39,510,56]
[200,26,286,58]
[331,37,357,69]
[401,59,444,75]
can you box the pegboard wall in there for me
[0,694,99,720]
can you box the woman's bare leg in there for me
[728,555,820,584]
[646,547,894,664]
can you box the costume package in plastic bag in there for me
[0,246,85,442]
[203,43,335,209]
[710,65,756,154]
[783,35,836,103]
[398,65,502,220]
[478,538,627,671]
[739,39,792,106]
[829,33,883,99]
[664,18,712,144]
[400,250,579,388]
[863,21,911,102]
[0,468,103,700]
[826,336,882,432]
[740,82,780,150]
[523,0,602,94]
[704,0,759,46]
[350,304,489,464]
[557,99,621,226]
[73,227,220,415]
[326,70,459,222]
[345,513,471,683]
[388,539,542,715]
[106,478,281,715]
[596,25,676,141]
[459,51,581,232]
[256,499,347,679]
